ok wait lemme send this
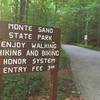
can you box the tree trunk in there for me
[25,0,30,23]
[14,0,19,22]
[19,0,26,23]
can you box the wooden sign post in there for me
[50,69,58,100]
[0,74,3,99]
[0,21,60,99]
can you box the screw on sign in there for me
[28,96,33,100]
[40,97,49,100]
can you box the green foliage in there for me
[57,74,78,100]
[77,44,100,51]
[2,73,46,100]
[1,0,100,45]
[1,0,100,99]
[60,49,70,69]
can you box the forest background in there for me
[0,0,100,100]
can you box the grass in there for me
[57,48,79,100]
[60,48,70,69]
[77,44,100,51]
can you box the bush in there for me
[60,48,70,69]
[3,73,46,100]
[77,44,100,51]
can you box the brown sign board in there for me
[0,21,60,74]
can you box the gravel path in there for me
[62,44,100,100]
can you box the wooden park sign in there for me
[0,21,60,74]
[0,21,60,100]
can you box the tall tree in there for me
[19,0,26,22]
